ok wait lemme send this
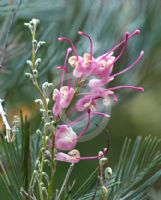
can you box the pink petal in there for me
[55,152,80,163]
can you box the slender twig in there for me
[55,164,74,200]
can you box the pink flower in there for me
[88,50,144,88]
[77,85,144,112]
[58,30,144,84]
[90,87,118,105]
[68,53,97,78]
[76,95,97,112]
[55,148,107,163]
[55,125,77,151]
[56,150,80,163]
[58,34,96,78]
[92,52,115,78]
[55,111,109,152]
[53,86,75,118]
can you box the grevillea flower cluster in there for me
[0,19,145,200]
[53,30,144,163]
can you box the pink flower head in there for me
[55,148,108,163]
[53,86,75,118]
[55,125,77,151]
[58,30,143,82]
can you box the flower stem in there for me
[55,164,74,200]
[47,134,57,200]
[38,127,47,200]
[30,29,49,200]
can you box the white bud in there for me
[30,18,40,27]
[99,157,108,166]
[25,73,33,79]
[32,40,37,45]
[37,41,46,48]
[40,108,45,113]
[33,69,38,77]
[24,23,32,30]
[42,82,49,90]
[35,99,43,105]
[101,186,108,196]
[35,58,42,67]
[105,167,112,179]
[36,129,42,135]
[26,60,32,67]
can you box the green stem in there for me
[38,126,47,200]
[31,31,48,111]
[31,30,49,200]
[55,164,74,200]
[32,32,36,70]
[47,133,57,200]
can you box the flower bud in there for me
[33,69,38,78]
[26,60,32,67]
[35,58,42,67]
[30,18,40,27]
[99,157,108,166]
[105,167,112,179]
[101,186,108,197]
[25,73,33,79]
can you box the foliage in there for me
[1,129,161,199]
[73,136,161,200]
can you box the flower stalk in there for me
[55,164,74,200]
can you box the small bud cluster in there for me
[98,157,112,199]
[24,18,40,34]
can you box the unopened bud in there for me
[35,58,41,67]
[25,73,33,79]
[26,60,32,67]
[101,186,108,196]
[33,69,38,77]
[30,18,40,27]
[105,167,112,179]
[99,157,108,166]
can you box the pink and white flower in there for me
[52,86,75,118]
[56,148,108,163]
[55,125,77,151]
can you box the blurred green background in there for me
[0,0,161,198]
